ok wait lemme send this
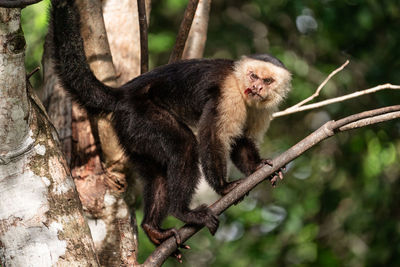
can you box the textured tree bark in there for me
[136,0,149,73]
[182,0,211,59]
[169,0,200,63]
[101,0,155,264]
[102,0,151,83]
[102,1,152,265]
[42,0,141,265]
[0,7,99,266]
[42,36,73,165]
[71,0,139,265]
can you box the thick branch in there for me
[143,105,400,266]
[137,0,148,73]
[182,0,211,59]
[168,0,199,63]
[0,0,41,8]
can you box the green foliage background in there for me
[22,0,400,266]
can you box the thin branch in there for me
[273,83,400,118]
[0,0,41,7]
[168,0,200,63]
[143,105,400,266]
[287,60,349,110]
[137,0,149,73]
[338,111,400,132]
[332,105,400,129]
[26,66,40,80]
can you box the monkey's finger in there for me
[270,175,278,183]
[261,159,273,167]
[207,214,219,235]
[259,159,273,168]
[180,244,191,250]
[270,176,278,187]
[279,171,284,180]
[170,228,181,245]
[172,250,183,263]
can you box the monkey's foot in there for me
[175,204,219,235]
[142,223,182,245]
[257,159,285,187]
[220,178,245,196]
[143,223,190,263]
[192,204,220,235]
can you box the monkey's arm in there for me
[198,100,235,195]
[230,136,285,185]
[230,137,263,176]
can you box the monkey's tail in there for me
[49,0,122,115]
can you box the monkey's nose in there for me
[253,84,263,92]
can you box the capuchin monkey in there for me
[50,0,291,248]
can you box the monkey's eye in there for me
[250,73,259,80]
[264,78,274,85]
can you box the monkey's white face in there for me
[234,58,292,109]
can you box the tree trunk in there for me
[42,0,146,265]
[0,7,99,266]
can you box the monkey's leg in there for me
[136,159,191,262]
[164,128,219,235]
[136,160,182,246]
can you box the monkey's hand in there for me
[257,159,285,186]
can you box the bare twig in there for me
[0,0,41,8]
[287,60,349,110]
[273,83,400,118]
[26,66,40,80]
[137,0,149,73]
[143,105,400,266]
[168,0,200,63]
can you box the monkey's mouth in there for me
[245,88,269,102]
